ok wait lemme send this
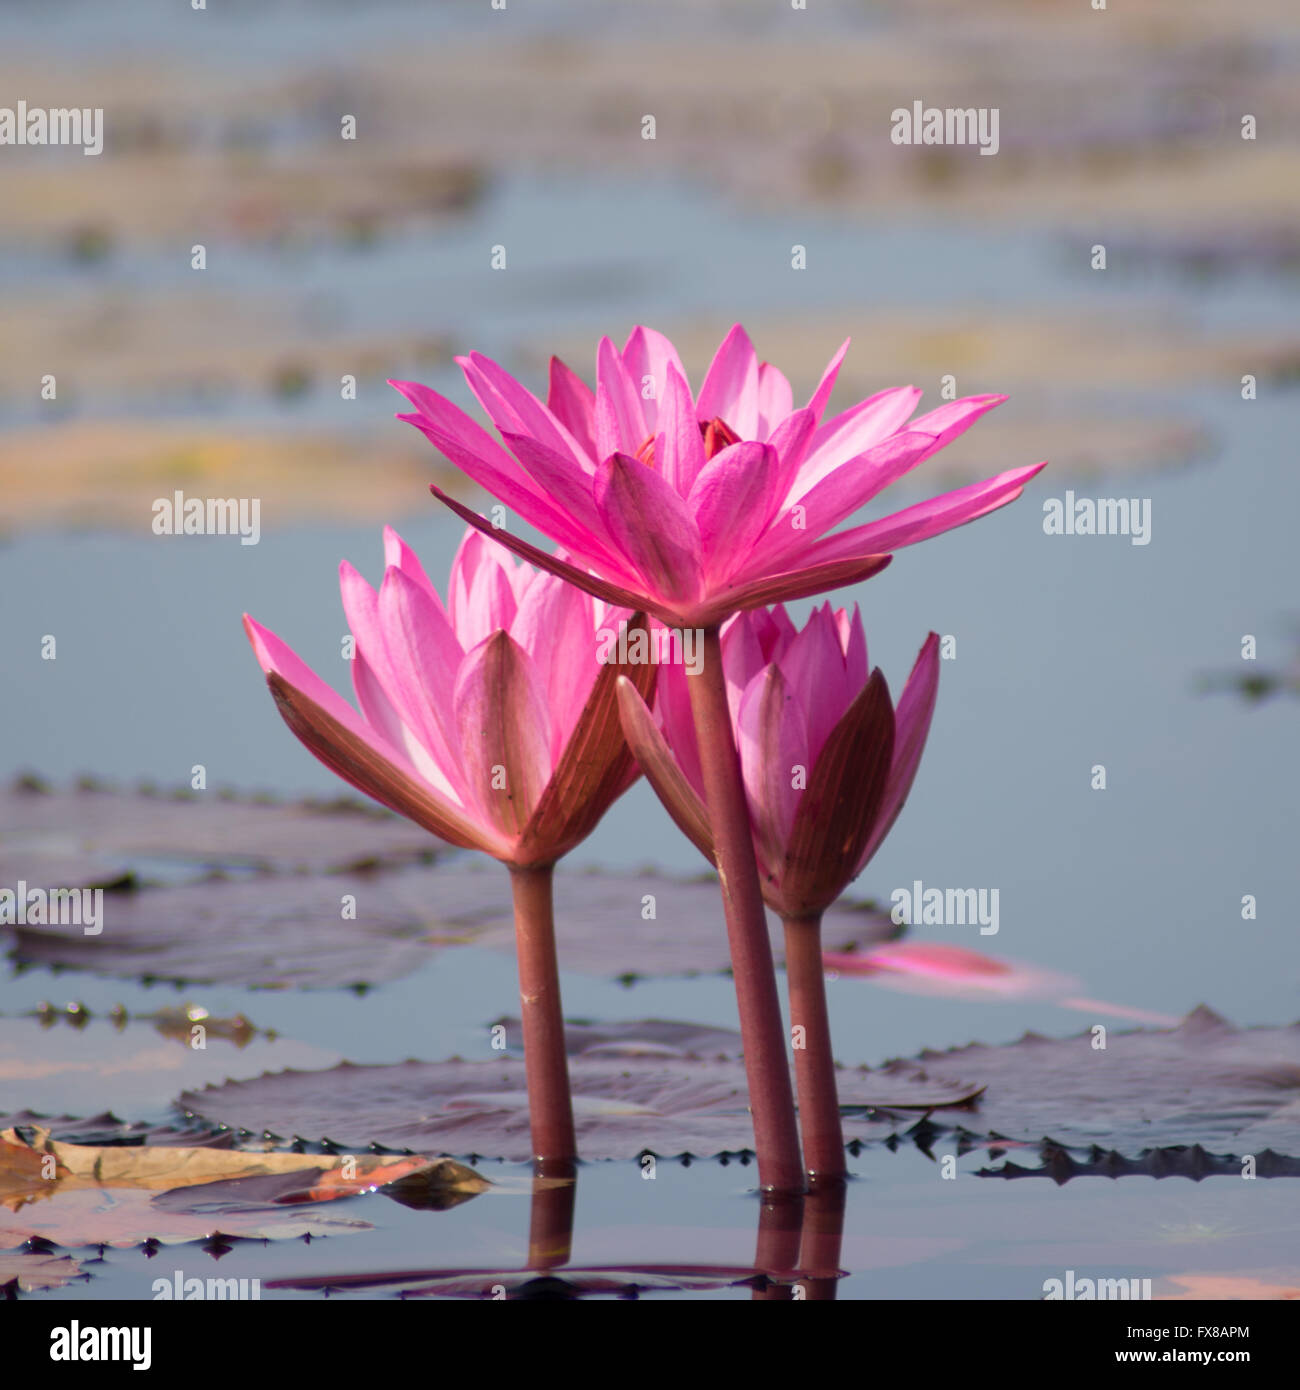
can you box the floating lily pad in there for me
[7,855,894,991]
[269,1262,763,1300]
[880,1006,1300,1155]
[0,782,438,884]
[180,1045,982,1161]
[185,1007,1300,1164]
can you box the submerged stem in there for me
[687,626,805,1193]
[783,913,847,1181]
[509,863,577,1164]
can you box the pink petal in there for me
[616,675,714,864]
[696,323,760,439]
[756,362,794,439]
[517,614,657,864]
[905,393,1006,462]
[453,631,553,837]
[498,429,631,576]
[685,440,779,585]
[595,453,703,605]
[381,526,443,607]
[798,462,1047,564]
[855,632,939,873]
[430,486,657,616]
[546,356,598,464]
[351,649,462,803]
[776,603,853,766]
[377,564,469,790]
[755,428,940,571]
[736,664,809,877]
[448,529,519,648]
[458,350,590,470]
[824,942,1076,1002]
[806,337,850,423]
[243,615,507,856]
[696,553,892,628]
[621,326,687,434]
[594,336,648,461]
[798,386,923,493]
[511,572,600,762]
[390,379,592,552]
[766,407,817,499]
[655,362,706,496]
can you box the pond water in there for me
[2,18,1298,1297]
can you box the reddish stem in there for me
[783,914,847,1181]
[796,1177,848,1301]
[509,864,577,1164]
[687,626,805,1193]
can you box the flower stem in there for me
[509,863,577,1164]
[687,626,804,1193]
[783,913,847,1181]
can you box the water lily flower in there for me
[618,604,939,920]
[244,526,650,870]
[244,525,655,1166]
[390,323,1045,628]
[617,604,939,1180]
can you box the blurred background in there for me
[1,0,1298,1033]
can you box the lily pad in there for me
[268,1262,763,1300]
[7,857,894,991]
[880,1006,1300,1155]
[179,1045,982,1161]
[185,1007,1300,1164]
[0,782,438,884]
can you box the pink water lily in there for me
[390,324,1045,627]
[617,603,938,1181]
[617,604,940,918]
[244,525,658,1165]
[243,526,652,870]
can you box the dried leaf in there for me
[0,1125,487,1250]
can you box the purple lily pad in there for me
[6,859,894,990]
[179,1045,982,1161]
[0,781,438,884]
[183,1008,1300,1163]
[879,1005,1300,1155]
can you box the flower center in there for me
[634,416,740,469]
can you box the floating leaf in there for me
[0,1125,486,1250]
[269,1262,762,1300]
[0,782,437,884]
[879,1006,1300,1155]
[8,859,894,990]
[180,1045,982,1161]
